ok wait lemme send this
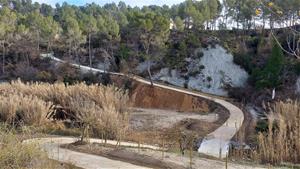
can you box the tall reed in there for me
[0,93,51,126]
[257,100,300,164]
[0,79,129,141]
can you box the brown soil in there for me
[111,75,229,150]
[62,143,186,169]
[111,75,216,113]
[126,107,229,149]
[129,81,214,113]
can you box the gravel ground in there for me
[129,108,218,130]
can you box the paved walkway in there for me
[41,54,244,158]
[25,137,265,169]
[25,137,152,169]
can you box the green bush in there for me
[206,76,212,82]
[293,61,300,75]
[233,53,253,73]
[255,120,268,133]
[81,72,101,85]
[253,42,285,89]
[116,43,131,61]
[197,51,204,58]
[185,32,201,48]
[165,41,187,69]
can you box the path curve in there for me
[41,54,244,158]
[24,137,155,169]
[24,137,265,169]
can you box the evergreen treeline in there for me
[0,0,299,76]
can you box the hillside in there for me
[0,0,300,168]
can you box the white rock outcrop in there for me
[153,45,249,96]
[153,68,186,87]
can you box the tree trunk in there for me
[270,14,273,30]
[89,33,92,68]
[80,125,85,143]
[2,41,5,74]
[225,15,228,29]
[47,38,51,53]
[262,16,265,30]
[26,53,30,66]
[206,21,209,30]
[81,124,89,143]
[69,41,72,57]
[147,60,153,86]
[47,42,50,53]
[37,31,40,52]
[144,42,154,86]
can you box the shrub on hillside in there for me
[80,72,101,85]
[35,71,53,82]
[12,63,38,81]
[233,53,253,73]
[185,32,201,48]
[253,42,285,89]
[293,61,300,75]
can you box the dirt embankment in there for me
[129,81,214,113]
[111,76,229,147]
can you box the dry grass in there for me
[0,126,78,169]
[0,93,51,126]
[230,101,300,166]
[0,79,130,141]
[257,100,300,165]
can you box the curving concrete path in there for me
[41,54,244,158]
[24,137,153,169]
[24,137,265,169]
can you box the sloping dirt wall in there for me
[129,81,213,113]
[111,73,219,113]
[111,76,217,113]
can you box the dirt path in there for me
[42,54,244,159]
[130,108,218,130]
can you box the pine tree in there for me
[255,42,285,88]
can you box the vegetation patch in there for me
[0,80,130,143]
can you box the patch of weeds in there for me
[206,76,212,82]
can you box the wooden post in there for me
[225,153,228,169]
[138,139,141,153]
[162,139,165,160]
[189,146,193,169]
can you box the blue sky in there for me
[32,0,185,7]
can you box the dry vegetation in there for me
[0,93,51,126]
[232,100,300,166]
[257,101,300,165]
[0,80,130,142]
[0,126,79,169]
[0,80,130,168]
